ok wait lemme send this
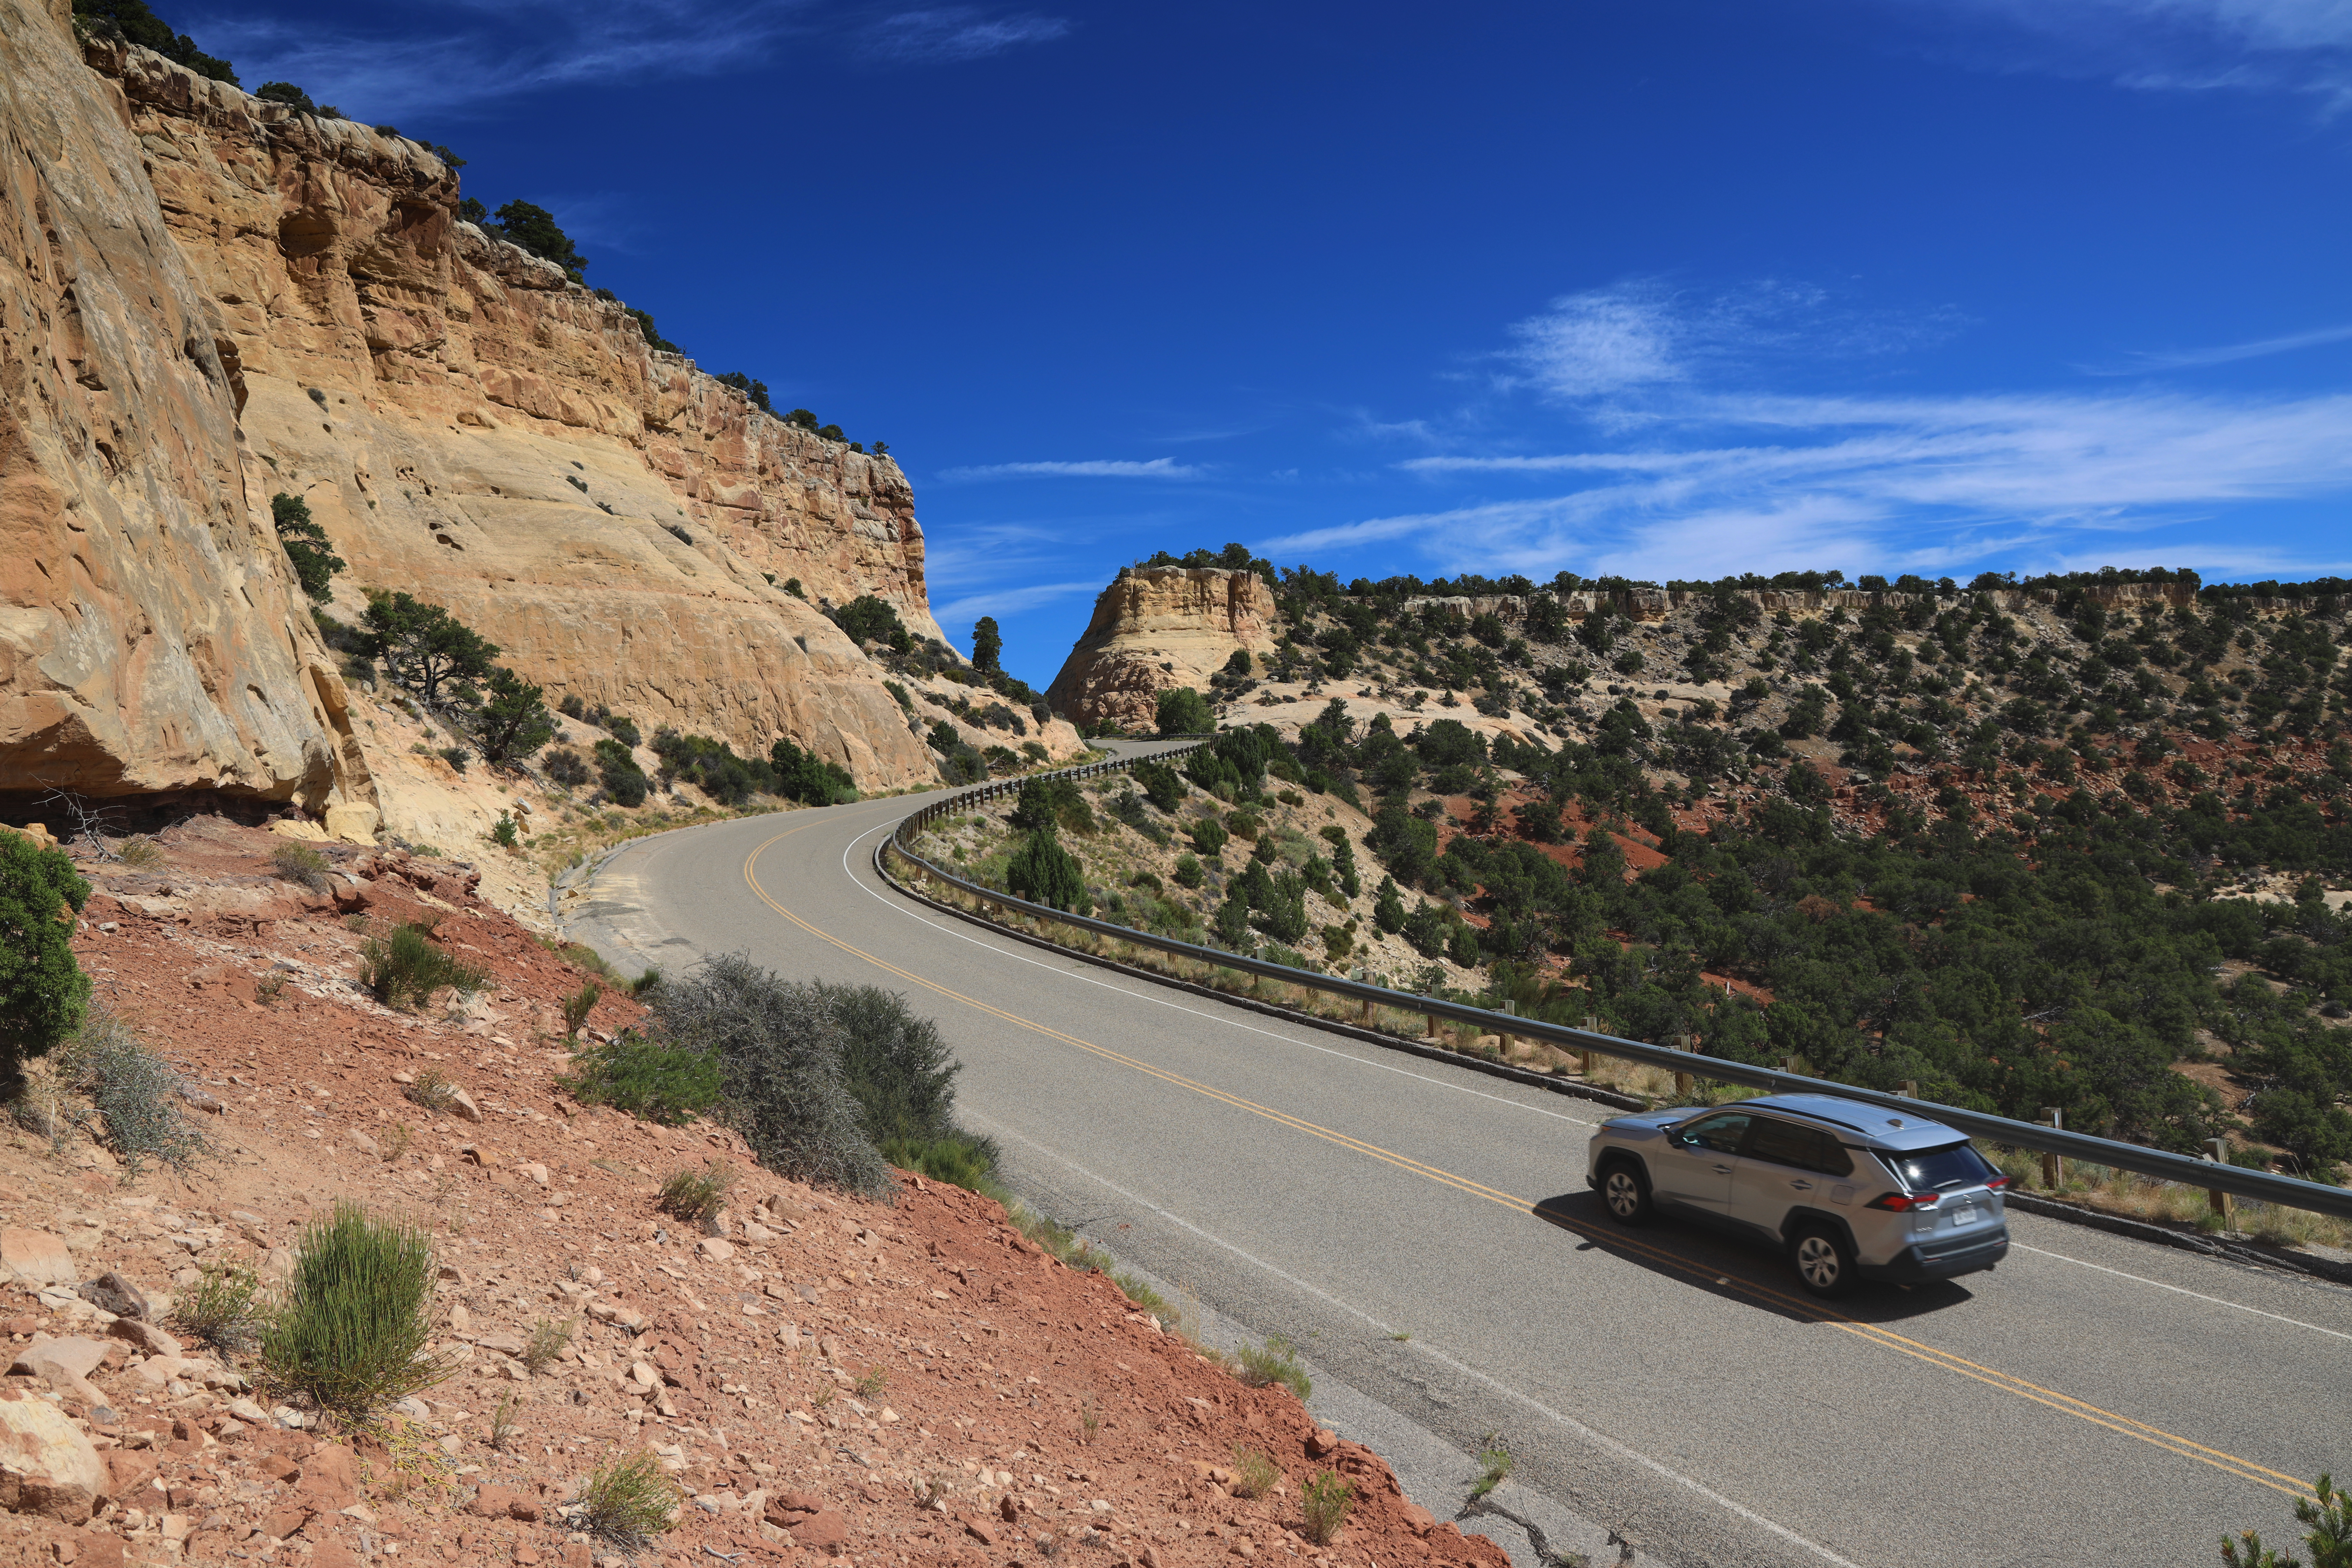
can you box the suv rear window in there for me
[1880,1141,1996,1192]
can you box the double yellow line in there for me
[741,821,2315,1503]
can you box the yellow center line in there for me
[740,824,2315,1502]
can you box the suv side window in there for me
[1746,1118,1856,1176]
[1744,1117,1819,1170]
[1675,1113,1751,1155]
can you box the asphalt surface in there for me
[570,763,2352,1568]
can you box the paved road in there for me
[572,769,2352,1568]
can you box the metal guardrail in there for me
[883,744,2352,1223]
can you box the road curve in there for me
[570,772,2352,1568]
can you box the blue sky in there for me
[194,0,2352,686]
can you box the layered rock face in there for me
[0,0,365,811]
[1044,567,1278,729]
[0,10,946,815]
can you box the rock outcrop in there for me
[0,5,950,821]
[1044,566,1278,729]
[0,0,365,813]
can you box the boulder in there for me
[0,1231,75,1288]
[76,1273,149,1321]
[791,1510,850,1551]
[107,1318,181,1358]
[0,1391,111,1520]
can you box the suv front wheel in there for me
[1600,1161,1653,1226]
[1790,1226,1857,1298]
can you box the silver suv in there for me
[1585,1093,2010,1297]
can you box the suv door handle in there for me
[1712,1163,1734,1174]
[1788,1180,1813,1190]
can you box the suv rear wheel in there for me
[1600,1160,1653,1226]
[1790,1226,1856,1298]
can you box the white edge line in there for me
[2009,1241,2352,1342]
[969,1110,1867,1568]
[832,818,1597,1128]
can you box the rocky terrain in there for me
[0,813,1506,1568]
[1,0,988,874]
[1046,571,1282,733]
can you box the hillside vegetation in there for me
[1042,558,2352,1185]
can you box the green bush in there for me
[173,1253,266,1355]
[486,200,588,279]
[770,737,858,806]
[1172,853,1204,888]
[656,1163,730,1231]
[0,831,91,1100]
[1230,1332,1310,1399]
[561,980,603,1037]
[656,955,892,1196]
[1302,1471,1354,1546]
[51,1001,209,1175]
[1190,818,1228,858]
[270,841,331,891]
[542,748,591,789]
[472,668,556,764]
[576,1450,682,1548]
[824,982,963,1144]
[877,1130,1000,1190]
[260,1203,454,1422]
[1007,826,1088,911]
[490,813,519,848]
[1134,759,1186,813]
[1156,687,1215,736]
[558,1030,719,1125]
[594,738,649,807]
[271,493,344,603]
[358,923,490,1010]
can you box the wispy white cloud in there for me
[931,580,1101,629]
[856,8,1070,64]
[192,0,1064,121]
[1889,0,2352,113]
[938,456,1203,480]
[2081,320,2352,373]
[1291,276,2352,583]
[1502,279,1965,404]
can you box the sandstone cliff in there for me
[0,0,364,814]
[1,5,954,833]
[1044,566,1279,729]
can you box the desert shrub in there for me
[833,595,912,653]
[1007,826,1088,912]
[770,737,858,806]
[490,813,519,848]
[656,1164,730,1231]
[576,1450,682,1549]
[655,955,892,1196]
[523,1316,575,1374]
[360,924,490,1010]
[0,831,91,1099]
[1231,1446,1279,1501]
[1301,1471,1354,1545]
[877,1129,999,1190]
[557,1030,719,1125]
[1230,1332,1311,1399]
[824,983,961,1144]
[260,1202,454,1422]
[1190,818,1228,858]
[594,738,649,806]
[472,668,556,764]
[542,748,592,789]
[113,836,165,868]
[270,841,331,891]
[402,1069,462,1116]
[173,1253,266,1355]
[1156,687,1215,736]
[1172,853,1204,888]
[51,1002,208,1175]
[561,980,603,1037]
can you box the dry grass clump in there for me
[656,1163,730,1231]
[575,1450,681,1548]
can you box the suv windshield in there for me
[1880,1141,1995,1192]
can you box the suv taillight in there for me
[1865,1191,1940,1212]
[1985,1175,2011,1191]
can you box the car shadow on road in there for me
[1532,1190,1981,1324]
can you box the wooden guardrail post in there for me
[1426,1010,1439,1040]
[1897,1080,1917,1098]
[2206,1137,2235,1228]
[2040,1108,2064,1188]
[1580,1015,1597,1077]
[1673,1032,1693,1099]
[1500,999,1516,1058]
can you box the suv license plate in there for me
[1950,1205,1978,1227]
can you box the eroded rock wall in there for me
[0,0,364,809]
[1,13,948,817]
[1044,566,1279,729]
[91,36,944,789]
